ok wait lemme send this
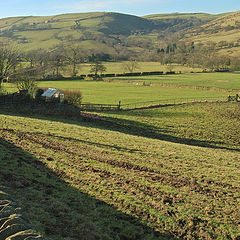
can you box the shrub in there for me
[35,88,44,98]
[0,84,6,95]
[64,90,82,106]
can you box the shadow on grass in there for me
[89,114,240,152]
[1,106,239,153]
[29,131,142,153]
[0,137,177,240]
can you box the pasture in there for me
[35,72,238,105]
[1,10,240,240]
[0,70,239,239]
[0,101,239,239]
[76,62,202,75]
[2,72,236,106]
[109,72,240,91]
[37,80,226,104]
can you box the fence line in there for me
[120,96,227,110]
[0,95,230,112]
[79,96,228,111]
[78,103,121,111]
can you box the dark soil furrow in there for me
[1,128,239,202]
[54,156,239,229]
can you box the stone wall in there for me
[0,187,45,240]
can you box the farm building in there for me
[41,88,64,102]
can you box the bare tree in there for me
[15,67,39,97]
[0,44,20,84]
[122,59,139,73]
[64,45,85,77]
[24,50,40,68]
[90,60,106,80]
[49,50,66,77]
[23,49,50,78]
[230,57,240,71]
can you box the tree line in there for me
[0,44,109,103]
[1,40,240,96]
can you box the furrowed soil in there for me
[0,102,239,240]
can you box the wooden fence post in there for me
[118,101,121,110]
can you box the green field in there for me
[99,102,240,150]
[3,72,237,105]
[35,72,238,104]
[0,70,239,239]
[63,62,203,76]
[0,102,239,239]
[1,10,240,240]
[109,72,240,91]
[37,80,226,104]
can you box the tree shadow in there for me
[1,108,239,153]
[0,137,177,240]
[26,131,142,153]
[79,111,240,152]
[102,115,240,152]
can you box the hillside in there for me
[1,11,240,57]
[144,12,225,20]
[183,11,240,56]
[0,12,155,52]
[0,102,239,239]
[143,12,224,33]
[0,11,215,53]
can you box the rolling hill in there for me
[0,12,157,52]
[144,12,224,33]
[0,11,220,53]
[183,11,240,56]
[144,12,225,20]
[0,11,240,57]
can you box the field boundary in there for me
[104,79,236,92]
[0,95,228,112]
[120,96,227,110]
[79,96,228,111]
[80,96,227,111]
[0,185,45,239]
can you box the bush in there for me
[0,84,6,95]
[35,88,44,98]
[63,90,82,106]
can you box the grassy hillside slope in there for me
[184,11,240,56]
[143,13,225,21]
[0,11,217,52]
[0,12,157,52]
[0,102,239,239]
[1,11,239,56]
[143,12,224,33]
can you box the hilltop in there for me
[0,12,156,51]
[0,11,240,58]
[0,11,220,53]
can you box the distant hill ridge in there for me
[183,10,240,56]
[0,11,240,56]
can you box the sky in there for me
[0,0,240,19]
